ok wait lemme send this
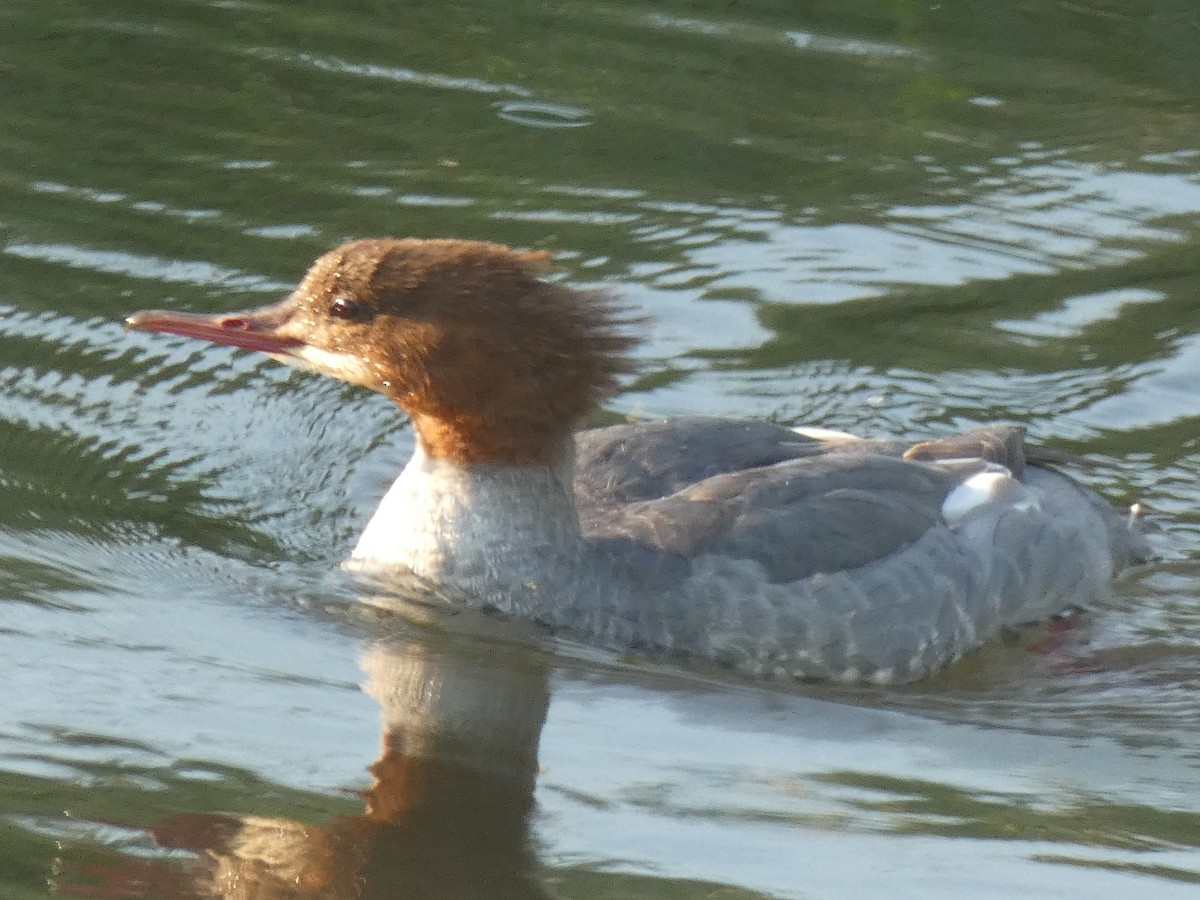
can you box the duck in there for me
[126,238,1152,683]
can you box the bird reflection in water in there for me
[56,612,554,900]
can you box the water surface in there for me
[2,1,1200,897]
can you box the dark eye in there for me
[329,296,362,320]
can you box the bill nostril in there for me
[221,317,251,331]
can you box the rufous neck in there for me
[410,410,575,466]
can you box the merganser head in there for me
[127,238,637,463]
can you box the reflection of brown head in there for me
[58,633,554,899]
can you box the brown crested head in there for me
[127,238,639,464]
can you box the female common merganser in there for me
[126,238,1152,683]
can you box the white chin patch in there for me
[269,345,374,386]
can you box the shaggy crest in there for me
[285,238,642,463]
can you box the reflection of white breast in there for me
[361,633,550,778]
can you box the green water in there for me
[2,0,1200,897]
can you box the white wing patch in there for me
[791,426,862,441]
[941,464,1037,524]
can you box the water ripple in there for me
[641,12,924,62]
[4,242,289,292]
[494,101,592,129]
[251,48,534,98]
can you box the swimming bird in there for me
[126,238,1152,683]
